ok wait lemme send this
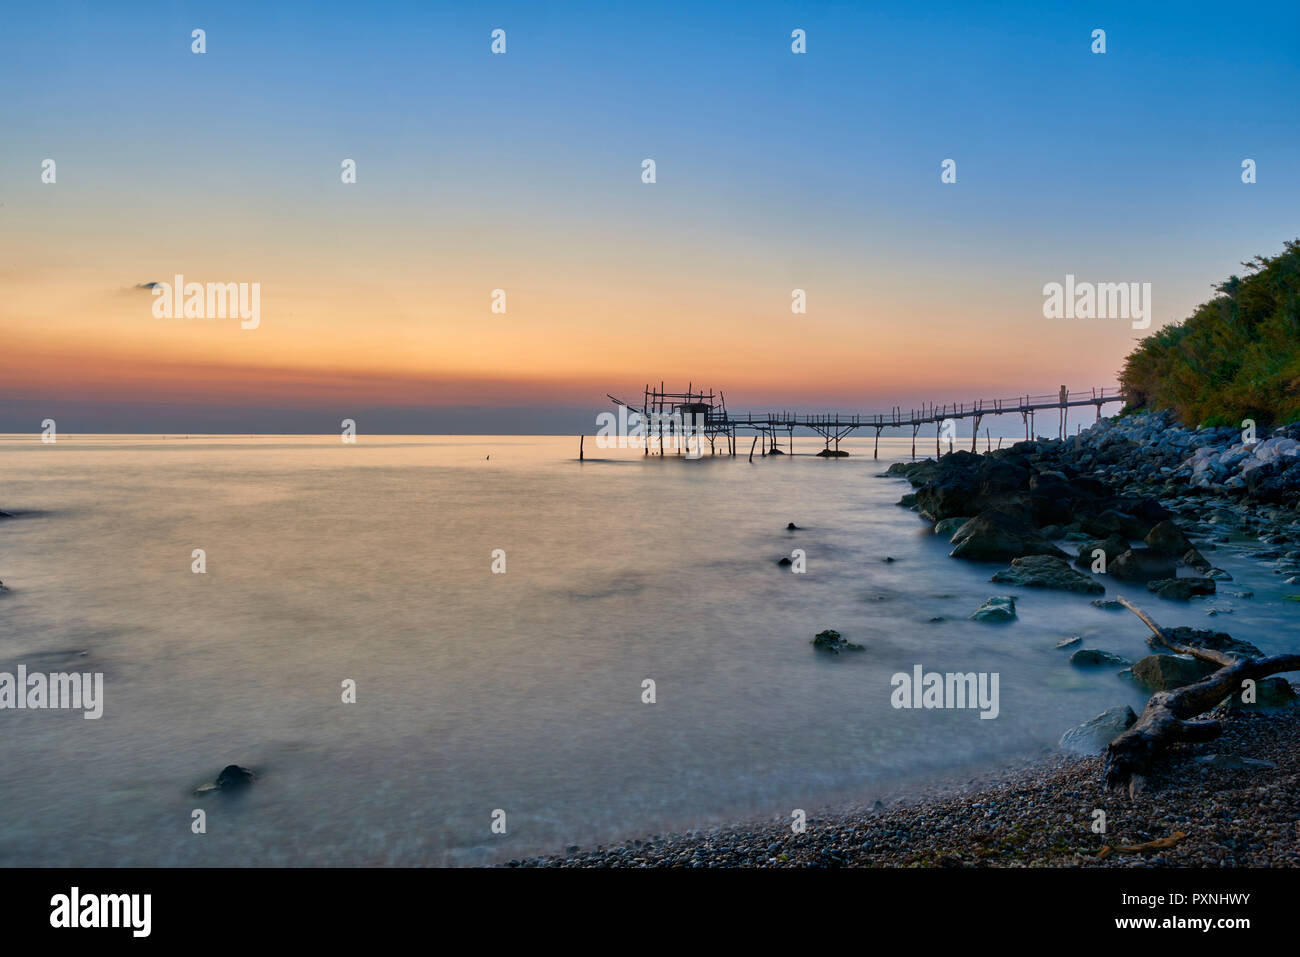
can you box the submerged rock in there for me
[1147,577,1216,600]
[990,555,1104,594]
[970,596,1017,622]
[194,764,256,795]
[811,629,863,654]
[1059,705,1138,755]
[1069,649,1131,668]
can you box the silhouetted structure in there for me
[606,384,1127,459]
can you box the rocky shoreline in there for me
[515,411,1300,868]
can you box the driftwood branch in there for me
[1104,597,1300,793]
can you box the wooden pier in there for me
[606,384,1128,460]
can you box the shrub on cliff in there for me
[1120,239,1300,427]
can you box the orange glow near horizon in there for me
[1,260,1136,415]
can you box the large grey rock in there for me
[990,555,1104,594]
[1147,577,1216,600]
[1109,548,1177,583]
[970,596,1017,622]
[1070,648,1131,668]
[1080,509,1151,540]
[1073,534,1129,572]
[1219,677,1297,712]
[949,510,1067,562]
[1145,520,1194,556]
[1164,626,1262,659]
[934,517,971,538]
[1059,705,1138,755]
[1131,654,1218,691]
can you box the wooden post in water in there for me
[749,435,757,462]
[579,435,584,461]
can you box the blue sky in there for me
[1,1,1296,432]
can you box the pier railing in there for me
[620,385,1128,459]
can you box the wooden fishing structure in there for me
[602,383,1127,460]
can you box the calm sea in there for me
[0,434,1293,865]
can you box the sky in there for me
[2,0,1297,433]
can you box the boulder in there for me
[1144,519,1194,556]
[1069,649,1131,668]
[1116,496,1175,527]
[1108,548,1177,583]
[970,596,1017,622]
[1059,705,1138,755]
[1073,534,1129,572]
[1080,509,1150,540]
[1219,677,1297,712]
[1147,577,1216,600]
[1131,654,1218,691]
[1164,626,1262,658]
[949,510,1067,562]
[934,517,970,538]
[990,555,1104,594]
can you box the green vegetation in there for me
[1120,239,1300,427]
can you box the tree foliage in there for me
[1119,239,1300,427]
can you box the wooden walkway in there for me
[609,385,1127,459]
